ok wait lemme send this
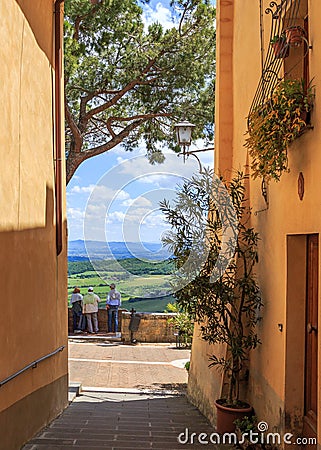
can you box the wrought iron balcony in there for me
[248,0,311,120]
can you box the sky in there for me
[66,0,215,245]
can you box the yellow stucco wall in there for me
[189,0,321,444]
[0,2,68,449]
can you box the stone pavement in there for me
[22,391,220,449]
[68,339,190,391]
[23,340,220,449]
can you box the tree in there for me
[64,0,215,183]
[160,169,262,404]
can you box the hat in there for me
[88,287,94,292]
[73,287,80,294]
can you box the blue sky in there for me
[67,1,215,244]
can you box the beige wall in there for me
[189,0,321,444]
[188,0,236,424]
[0,2,68,449]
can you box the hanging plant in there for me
[270,34,289,59]
[245,79,314,181]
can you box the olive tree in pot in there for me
[160,168,263,433]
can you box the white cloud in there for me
[106,211,126,224]
[71,184,96,194]
[122,197,152,207]
[67,207,85,220]
[68,144,214,242]
[72,184,130,204]
[142,3,177,31]
[141,211,169,229]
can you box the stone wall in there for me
[121,312,177,343]
[68,309,177,343]
[68,308,126,333]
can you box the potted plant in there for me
[160,169,262,433]
[270,34,289,58]
[234,415,278,449]
[285,25,306,46]
[245,78,314,181]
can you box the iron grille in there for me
[248,0,309,121]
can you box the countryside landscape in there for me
[68,240,175,312]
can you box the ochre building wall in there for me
[0,1,68,449]
[188,0,321,445]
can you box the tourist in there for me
[71,287,85,333]
[82,287,100,334]
[106,283,121,333]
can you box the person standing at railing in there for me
[71,287,85,333]
[83,287,100,334]
[106,283,121,333]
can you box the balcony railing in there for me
[248,0,311,119]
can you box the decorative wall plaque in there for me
[298,172,304,200]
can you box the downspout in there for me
[54,0,64,255]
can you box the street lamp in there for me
[174,119,214,170]
[174,120,196,147]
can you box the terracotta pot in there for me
[285,26,305,46]
[271,39,289,59]
[215,399,253,434]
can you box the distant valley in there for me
[68,240,171,261]
[68,241,174,312]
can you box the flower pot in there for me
[215,399,253,434]
[285,26,306,46]
[271,39,289,59]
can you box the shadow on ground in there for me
[22,391,227,449]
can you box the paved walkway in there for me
[68,339,190,391]
[23,391,218,449]
[23,340,219,449]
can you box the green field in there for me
[68,258,175,312]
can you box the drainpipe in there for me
[54,0,64,255]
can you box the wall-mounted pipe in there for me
[54,0,64,255]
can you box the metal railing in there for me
[248,0,309,119]
[0,346,65,388]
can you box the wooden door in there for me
[303,234,318,444]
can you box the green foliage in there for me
[245,78,314,181]
[64,0,215,182]
[270,34,281,44]
[68,258,175,312]
[166,302,194,346]
[160,169,262,404]
[68,258,174,276]
[234,415,257,433]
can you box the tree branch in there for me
[65,101,82,153]
[84,58,159,121]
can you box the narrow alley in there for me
[22,338,218,449]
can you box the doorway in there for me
[285,234,318,444]
[303,234,318,443]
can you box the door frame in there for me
[285,234,319,443]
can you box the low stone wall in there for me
[68,308,126,333]
[68,309,177,342]
[121,311,177,343]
